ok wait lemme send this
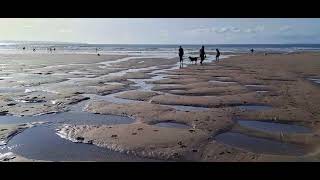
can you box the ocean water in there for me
[0,43,320,56]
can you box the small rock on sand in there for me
[76,137,85,141]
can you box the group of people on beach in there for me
[22,47,56,52]
[178,46,220,65]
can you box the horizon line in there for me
[1,40,320,45]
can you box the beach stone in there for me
[76,137,85,141]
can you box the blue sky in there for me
[0,18,320,44]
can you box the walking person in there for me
[178,46,184,64]
[200,46,206,65]
[216,48,221,62]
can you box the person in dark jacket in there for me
[200,46,206,65]
[178,46,184,64]
[216,48,221,62]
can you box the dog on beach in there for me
[189,56,198,64]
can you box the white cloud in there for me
[23,25,33,29]
[279,25,292,31]
[212,27,241,33]
[189,27,212,34]
[244,25,264,33]
[59,29,72,33]
[216,27,229,33]
[186,25,262,36]
[230,27,241,32]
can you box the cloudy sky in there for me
[0,18,319,44]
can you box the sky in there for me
[0,18,320,44]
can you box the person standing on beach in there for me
[216,48,221,62]
[250,49,254,54]
[178,46,184,64]
[200,46,206,65]
[22,47,25,50]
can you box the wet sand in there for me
[1,52,320,161]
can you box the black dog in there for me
[189,56,198,64]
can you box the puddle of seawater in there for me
[0,125,154,162]
[127,79,154,91]
[82,93,138,104]
[256,90,269,93]
[215,76,232,80]
[245,84,267,88]
[236,104,272,111]
[215,132,306,156]
[157,84,180,87]
[245,84,269,91]
[237,119,311,134]
[0,87,24,93]
[154,121,191,129]
[107,66,158,77]
[0,111,134,125]
[0,77,13,79]
[97,56,148,66]
[209,80,237,84]
[104,82,124,86]
[307,78,320,85]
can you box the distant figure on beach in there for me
[251,49,254,54]
[96,48,98,53]
[200,46,206,64]
[22,47,25,50]
[53,48,56,51]
[33,48,36,52]
[49,48,52,53]
[216,49,221,62]
[97,53,100,56]
[200,46,206,65]
[178,46,184,64]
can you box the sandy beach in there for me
[0,51,320,162]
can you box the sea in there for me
[1,43,320,58]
